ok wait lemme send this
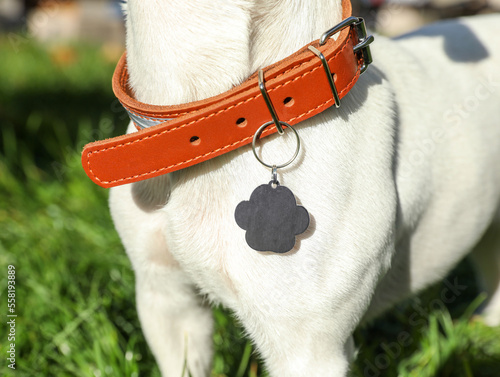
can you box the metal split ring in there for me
[251,121,301,169]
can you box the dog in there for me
[104,1,500,376]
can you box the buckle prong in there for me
[308,46,340,108]
[258,70,285,135]
[354,34,374,74]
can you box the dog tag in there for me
[239,95,309,253]
[235,181,309,253]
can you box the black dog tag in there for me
[235,181,309,253]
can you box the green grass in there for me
[1,35,499,377]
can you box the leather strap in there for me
[82,0,366,188]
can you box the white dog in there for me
[102,1,500,376]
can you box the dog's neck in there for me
[124,0,342,106]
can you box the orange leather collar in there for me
[82,0,373,188]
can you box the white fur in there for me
[110,1,500,376]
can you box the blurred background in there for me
[0,0,499,376]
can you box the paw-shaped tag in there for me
[235,182,309,253]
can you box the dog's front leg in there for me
[110,184,213,377]
[240,310,355,377]
[135,265,213,377]
[227,243,391,377]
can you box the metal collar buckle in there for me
[320,16,374,74]
[309,17,374,109]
